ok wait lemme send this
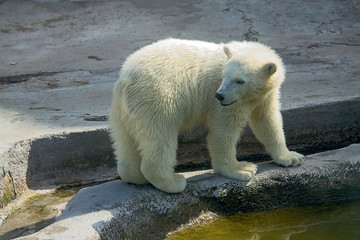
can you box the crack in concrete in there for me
[235,8,259,41]
[242,26,259,41]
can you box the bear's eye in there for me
[235,79,245,84]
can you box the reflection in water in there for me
[166,199,360,240]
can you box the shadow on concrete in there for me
[25,129,117,190]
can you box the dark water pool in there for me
[166,199,360,240]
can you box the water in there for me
[0,187,79,239]
[166,199,360,240]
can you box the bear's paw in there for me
[216,161,258,182]
[147,173,187,193]
[274,151,305,167]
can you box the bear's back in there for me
[115,39,226,127]
[120,39,224,82]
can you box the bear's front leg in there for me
[249,95,305,167]
[207,128,258,181]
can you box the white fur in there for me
[109,38,304,193]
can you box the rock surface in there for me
[15,144,360,240]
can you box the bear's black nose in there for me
[215,92,225,101]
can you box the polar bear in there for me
[109,38,304,193]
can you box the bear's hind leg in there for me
[138,130,186,193]
[111,126,148,184]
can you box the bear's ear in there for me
[262,63,277,76]
[223,45,232,59]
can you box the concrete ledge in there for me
[0,129,116,206]
[17,144,360,240]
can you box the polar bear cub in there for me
[109,39,304,193]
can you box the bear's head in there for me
[215,42,285,106]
